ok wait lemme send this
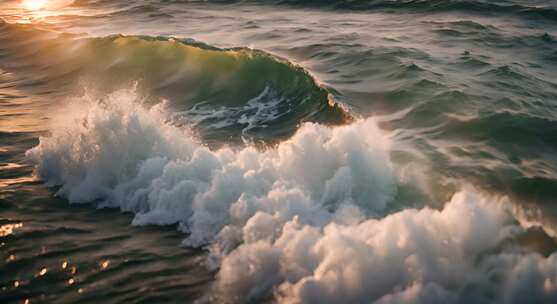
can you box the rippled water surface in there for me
[2,0,557,303]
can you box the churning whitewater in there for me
[25,88,557,303]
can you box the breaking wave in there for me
[0,20,347,143]
[25,88,557,303]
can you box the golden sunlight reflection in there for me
[0,223,23,237]
[23,0,48,10]
[0,176,36,188]
[100,260,110,269]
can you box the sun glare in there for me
[23,0,48,10]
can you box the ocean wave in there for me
[25,86,557,303]
[178,0,557,22]
[0,20,348,143]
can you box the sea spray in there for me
[26,87,557,303]
[26,86,395,243]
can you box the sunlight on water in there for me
[0,222,23,237]
[100,260,110,269]
[22,0,48,11]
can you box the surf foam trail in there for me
[26,88,557,304]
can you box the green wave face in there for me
[0,20,348,143]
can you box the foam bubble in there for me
[214,190,557,304]
[27,88,557,303]
[26,86,395,242]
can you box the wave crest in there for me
[0,21,348,143]
[26,87,394,244]
[25,87,557,303]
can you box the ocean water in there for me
[1,0,557,303]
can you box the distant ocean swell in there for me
[71,0,557,23]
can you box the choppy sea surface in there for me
[1,0,557,303]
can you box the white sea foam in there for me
[175,86,290,137]
[26,88,557,303]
